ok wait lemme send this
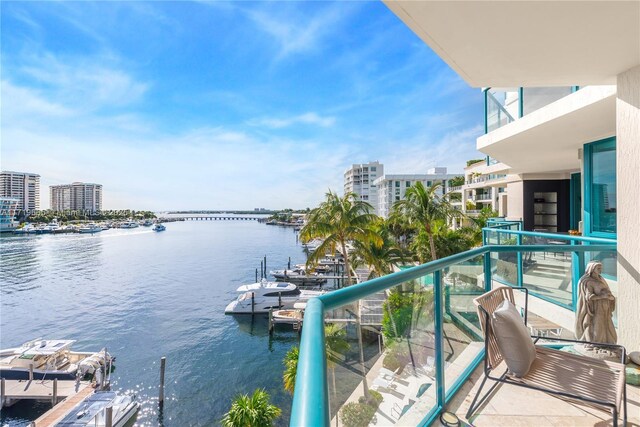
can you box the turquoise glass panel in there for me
[590,144,616,234]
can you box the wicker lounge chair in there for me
[468,286,627,426]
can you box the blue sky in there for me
[1,1,483,211]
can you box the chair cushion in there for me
[491,300,536,377]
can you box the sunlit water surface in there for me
[0,219,310,426]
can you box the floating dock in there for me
[32,384,95,427]
[1,378,92,408]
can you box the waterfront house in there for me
[292,2,639,426]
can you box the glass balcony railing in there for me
[291,230,616,426]
[484,86,579,133]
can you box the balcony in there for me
[478,85,616,175]
[485,87,576,134]
[290,229,638,426]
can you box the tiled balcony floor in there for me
[442,362,640,427]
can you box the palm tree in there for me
[300,191,382,286]
[391,182,460,262]
[221,389,281,427]
[351,218,406,280]
[282,346,299,395]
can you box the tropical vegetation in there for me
[221,389,281,427]
[22,209,156,224]
[300,191,382,286]
[391,182,461,262]
[340,390,383,427]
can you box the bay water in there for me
[0,218,310,426]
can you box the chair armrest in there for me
[532,336,626,363]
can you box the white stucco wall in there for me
[506,181,523,221]
[616,65,640,351]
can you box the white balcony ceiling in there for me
[383,1,640,87]
[476,86,616,174]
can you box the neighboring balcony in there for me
[290,227,638,426]
[479,85,616,175]
[485,87,578,134]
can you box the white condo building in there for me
[374,167,458,218]
[343,161,383,210]
[50,182,103,213]
[0,171,40,212]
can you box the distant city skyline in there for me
[1,2,483,211]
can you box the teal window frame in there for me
[583,137,616,239]
[570,172,581,231]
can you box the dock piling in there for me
[52,378,58,406]
[278,292,282,309]
[159,356,166,409]
[263,255,267,277]
[255,268,258,282]
[29,363,33,381]
[105,406,113,427]
[288,257,291,269]
[260,261,264,279]
[1,378,5,408]
[268,309,273,335]
[251,292,255,314]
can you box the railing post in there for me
[483,88,489,134]
[484,251,492,292]
[518,87,524,118]
[516,233,523,287]
[433,270,445,409]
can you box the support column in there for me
[616,65,640,351]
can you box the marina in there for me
[0,219,316,426]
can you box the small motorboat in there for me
[152,223,166,232]
[14,223,36,234]
[118,220,139,229]
[270,267,328,286]
[225,280,324,314]
[78,223,102,234]
[54,390,139,427]
[0,339,114,380]
[142,219,154,227]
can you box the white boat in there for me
[119,220,139,229]
[38,219,61,234]
[302,238,323,252]
[225,280,324,314]
[14,223,36,234]
[152,223,166,232]
[0,339,114,380]
[78,223,102,234]
[141,219,154,227]
[54,390,139,427]
[270,267,328,285]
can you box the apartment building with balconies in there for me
[293,3,640,427]
[343,161,383,210]
[0,171,40,212]
[50,182,103,213]
[373,167,458,218]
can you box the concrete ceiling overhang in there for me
[383,1,640,87]
[477,86,616,174]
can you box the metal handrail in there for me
[290,240,618,426]
[482,227,617,245]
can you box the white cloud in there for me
[248,112,336,129]
[18,53,149,110]
[245,3,357,61]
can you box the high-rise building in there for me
[343,161,383,211]
[373,167,459,218]
[50,182,103,213]
[0,171,41,212]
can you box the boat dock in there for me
[1,378,92,408]
[32,383,95,427]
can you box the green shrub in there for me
[341,390,383,427]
